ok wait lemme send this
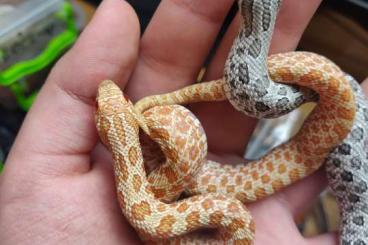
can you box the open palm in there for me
[0,0,358,244]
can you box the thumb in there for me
[5,0,140,177]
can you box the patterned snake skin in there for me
[326,75,368,245]
[96,0,368,244]
[224,0,317,119]
[225,1,368,243]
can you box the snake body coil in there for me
[224,0,316,118]
[96,0,368,244]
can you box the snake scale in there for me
[96,0,368,244]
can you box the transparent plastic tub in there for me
[0,0,77,110]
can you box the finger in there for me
[91,143,113,172]
[192,0,322,155]
[273,168,328,218]
[360,77,368,93]
[6,0,140,176]
[270,0,323,53]
[306,232,338,245]
[191,14,256,155]
[125,0,235,101]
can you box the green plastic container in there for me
[0,0,77,110]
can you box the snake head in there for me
[95,80,128,148]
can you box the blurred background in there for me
[0,0,367,238]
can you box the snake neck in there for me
[224,0,316,118]
[224,0,279,113]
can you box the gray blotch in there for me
[262,0,272,31]
[240,0,254,37]
[276,97,290,109]
[238,63,250,85]
[248,38,262,58]
[255,102,270,112]
[278,87,287,96]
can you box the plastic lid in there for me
[0,0,64,40]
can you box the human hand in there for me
[0,0,361,244]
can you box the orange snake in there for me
[96,51,355,244]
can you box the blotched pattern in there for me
[133,1,368,243]
[97,0,367,244]
[97,50,355,244]
[224,0,317,119]
[96,81,255,244]
[325,75,368,245]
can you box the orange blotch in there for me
[284,151,292,162]
[209,211,224,226]
[276,68,294,81]
[178,122,190,134]
[132,201,152,221]
[158,106,173,115]
[266,162,274,172]
[201,199,214,210]
[201,176,211,185]
[239,167,249,175]
[117,191,125,207]
[157,203,167,212]
[175,137,187,151]
[189,146,200,161]
[227,185,235,193]
[213,195,227,201]
[169,184,183,195]
[128,146,139,166]
[227,218,246,234]
[289,169,300,183]
[179,162,189,174]
[327,77,340,92]
[191,195,200,202]
[251,171,259,180]
[340,88,353,102]
[244,181,253,191]
[165,147,179,163]
[151,187,166,199]
[133,174,142,192]
[261,174,271,184]
[220,177,228,187]
[295,154,303,164]
[271,179,284,192]
[150,128,170,141]
[235,192,248,202]
[333,124,349,140]
[162,166,178,184]
[278,164,287,174]
[234,238,253,245]
[255,187,267,198]
[177,202,189,213]
[186,211,201,229]
[156,215,176,235]
[228,202,240,213]
[115,154,128,182]
[235,175,243,186]
[207,185,217,193]
[274,152,281,160]
[337,107,355,122]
